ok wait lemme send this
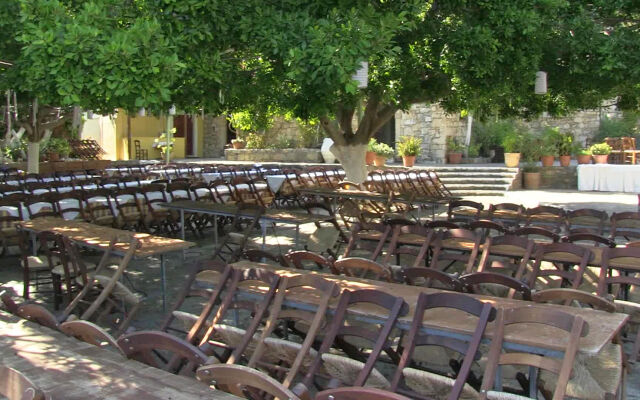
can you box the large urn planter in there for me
[402,155,416,167]
[373,156,387,167]
[231,140,246,149]
[559,155,571,167]
[541,155,555,167]
[593,154,609,164]
[365,151,376,166]
[447,152,463,164]
[504,152,521,168]
[523,172,541,189]
[577,154,591,164]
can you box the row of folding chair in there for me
[449,200,640,241]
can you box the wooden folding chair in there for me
[284,250,337,273]
[390,292,496,400]
[487,203,525,229]
[0,291,60,331]
[524,205,567,234]
[60,319,124,354]
[342,222,392,261]
[429,228,482,275]
[297,289,409,393]
[447,200,484,225]
[528,242,593,291]
[459,272,532,300]
[246,274,340,387]
[334,257,394,282]
[403,267,464,292]
[316,387,411,400]
[479,307,588,400]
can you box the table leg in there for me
[180,209,185,240]
[213,216,218,245]
[260,221,267,249]
[161,254,167,313]
[295,224,300,249]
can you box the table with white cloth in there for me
[577,164,640,192]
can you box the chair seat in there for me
[321,353,390,389]
[24,255,60,270]
[51,261,97,276]
[210,324,248,350]
[582,342,623,395]
[76,275,142,305]
[306,227,340,253]
[261,337,318,368]
[403,367,479,400]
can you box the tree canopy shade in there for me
[2,0,639,180]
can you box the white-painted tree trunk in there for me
[330,143,368,184]
[27,142,40,174]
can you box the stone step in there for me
[439,177,515,184]
[449,189,507,197]
[436,171,519,179]
[444,183,512,191]
[427,167,519,173]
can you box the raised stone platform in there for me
[225,148,323,162]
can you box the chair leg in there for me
[23,266,30,300]
[632,327,640,362]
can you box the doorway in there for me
[174,115,194,156]
[374,117,395,149]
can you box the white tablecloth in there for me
[578,164,640,192]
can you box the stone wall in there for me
[524,111,602,148]
[539,166,577,189]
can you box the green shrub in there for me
[367,138,378,152]
[474,119,519,156]
[372,142,394,158]
[595,113,638,141]
[298,120,323,148]
[397,136,422,157]
[589,142,612,155]
[446,136,465,153]
[245,132,267,149]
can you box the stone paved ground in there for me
[1,187,639,397]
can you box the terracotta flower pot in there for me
[593,154,609,164]
[577,154,592,164]
[373,155,387,167]
[48,152,60,162]
[447,152,462,164]
[231,141,245,149]
[541,155,555,167]
[559,155,571,167]
[504,152,520,168]
[365,151,376,165]
[523,172,541,189]
[402,155,416,167]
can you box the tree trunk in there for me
[27,142,40,174]
[330,143,368,184]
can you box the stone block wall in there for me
[524,111,602,148]
[225,148,323,162]
[202,115,228,158]
[539,166,577,189]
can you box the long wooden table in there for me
[161,200,335,248]
[231,260,629,357]
[0,311,234,399]
[19,217,195,311]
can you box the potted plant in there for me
[540,127,562,167]
[590,142,612,164]
[153,131,176,162]
[397,136,422,167]
[576,148,592,164]
[446,136,465,164]
[540,142,558,167]
[521,136,542,189]
[372,142,394,167]
[45,138,71,162]
[231,138,246,149]
[557,132,575,167]
[366,138,378,165]
[501,128,523,167]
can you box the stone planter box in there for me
[537,166,577,189]
[225,148,323,163]
[2,160,112,173]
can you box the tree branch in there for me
[319,115,345,145]
[369,104,398,136]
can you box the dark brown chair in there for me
[298,289,409,392]
[118,330,210,376]
[609,211,640,243]
[112,187,145,230]
[403,267,464,292]
[242,248,289,267]
[390,292,496,400]
[303,201,348,254]
[334,257,394,282]
[316,387,411,400]
[24,193,58,220]
[524,205,567,234]
[466,220,508,242]
[429,228,482,274]
[284,250,337,273]
[211,203,264,263]
[342,222,392,261]
[528,242,593,290]
[487,203,525,229]
[0,193,26,255]
[562,232,616,248]
[1,291,60,331]
[447,200,484,224]
[459,271,532,300]
[197,364,301,400]
[532,288,615,312]
[382,221,433,267]
[476,235,535,282]
[566,208,609,235]
[83,188,116,226]
[140,183,176,234]
[16,226,58,301]
[0,366,47,400]
[425,220,460,231]
[55,190,86,221]
[512,226,561,243]
[479,307,588,399]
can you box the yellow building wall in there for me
[111,110,206,160]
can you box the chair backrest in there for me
[0,366,46,400]
[242,249,289,268]
[16,303,60,331]
[429,228,482,274]
[597,246,640,298]
[382,221,433,267]
[118,330,209,375]
[532,288,616,312]
[512,226,561,243]
[284,250,336,273]
[403,267,464,292]
[459,271,532,300]
[334,257,394,282]
[316,387,411,400]
[447,200,484,223]
[528,242,593,290]
[476,234,535,281]
[196,364,301,400]
[609,211,640,243]
[524,205,567,234]
[391,292,496,400]
[566,208,608,235]
[342,222,392,261]
[302,289,409,388]
[466,219,508,242]
[479,307,588,400]
[487,202,525,227]
[60,319,124,354]
[25,193,58,219]
[247,274,340,386]
[562,232,616,248]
